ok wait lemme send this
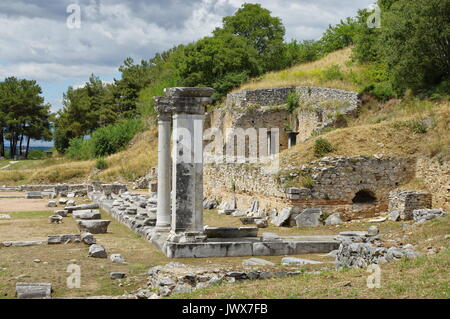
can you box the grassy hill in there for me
[235,47,366,92]
[0,48,448,186]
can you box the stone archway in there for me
[352,190,377,204]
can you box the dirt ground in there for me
[0,197,55,213]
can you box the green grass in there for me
[7,211,52,218]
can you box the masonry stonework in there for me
[415,157,450,211]
[204,156,416,219]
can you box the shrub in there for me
[95,158,108,170]
[407,120,428,134]
[314,138,334,157]
[361,82,396,101]
[28,149,45,160]
[286,91,300,113]
[65,137,94,160]
[65,118,145,160]
[321,64,344,82]
[301,175,315,189]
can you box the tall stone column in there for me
[172,113,205,232]
[155,87,214,234]
[155,111,172,232]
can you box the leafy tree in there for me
[380,0,450,93]
[214,3,286,71]
[319,17,359,55]
[284,40,321,67]
[0,77,51,158]
[176,33,261,97]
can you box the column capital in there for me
[154,87,214,116]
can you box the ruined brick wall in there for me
[219,86,361,145]
[204,156,416,215]
[415,158,450,211]
[207,106,291,154]
[388,190,432,220]
[297,156,416,203]
[226,86,359,109]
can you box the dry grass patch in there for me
[281,100,450,167]
[95,128,158,183]
[172,215,450,299]
[236,48,362,92]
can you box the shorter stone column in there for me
[155,111,172,232]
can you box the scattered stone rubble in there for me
[145,262,312,297]
[334,227,422,269]
[412,209,448,224]
[89,191,158,240]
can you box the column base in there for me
[155,225,171,233]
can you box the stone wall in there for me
[204,156,416,218]
[388,190,432,220]
[207,105,290,154]
[226,86,359,109]
[415,157,450,211]
[214,86,361,150]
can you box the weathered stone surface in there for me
[205,227,258,238]
[110,272,127,279]
[88,244,107,258]
[242,258,275,266]
[295,208,323,227]
[172,284,193,294]
[110,254,125,263]
[369,217,387,223]
[47,201,57,208]
[66,203,100,212]
[2,240,46,247]
[336,241,421,269]
[231,210,247,217]
[271,208,292,227]
[26,192,43,199]
[80,232,96,245]
[368,226,379,236]
[324,213,342,226]
[49,214,63,224]
[203,199,218,210]
[73,210,101,220]
[16,283,51,299]
[281,257,323,265]
[388,190,432,221]
[240,217,258,225]
[412,209,448,224]
[389,210,400,221]
[48,234,81,245]
[54,210,69,217]
[66,200,76,207]
[255,219,268,228]
[77,220,111,234]
[58,198,68,205]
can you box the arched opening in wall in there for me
[352,190,377,204]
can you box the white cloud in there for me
[0,0,375,83]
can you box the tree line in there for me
[54,0,449,154]
[0,77,52,159]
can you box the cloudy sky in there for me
[0,0,375,116]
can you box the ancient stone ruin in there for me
[89,87,340,258]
